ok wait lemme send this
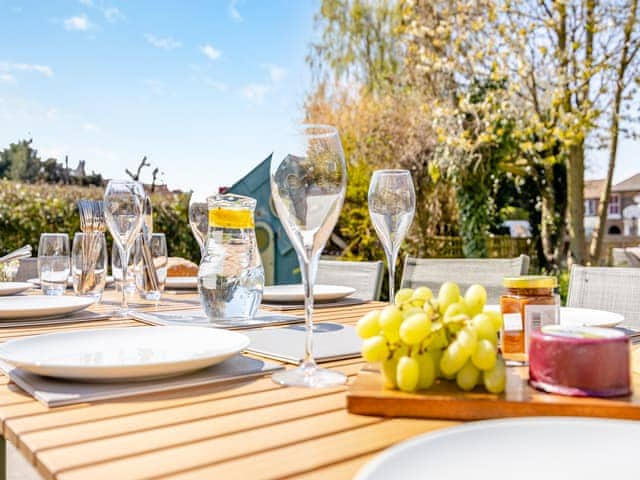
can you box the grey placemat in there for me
[0,355,283,407]
[244,322,361,364]
[261,296,367,311]
[0,311,112,328]
[131,308,303,330]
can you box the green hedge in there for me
[0,180,200,262]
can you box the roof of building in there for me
[584,173,640,198]
[613,173,640,192]
[584,179,606,199]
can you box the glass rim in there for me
[208,193,257,210]
[293,123,339,139]
[372,169,412,176]
[40,233,69,238]
[106,179,143,185]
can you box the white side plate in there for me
[0,295,95,320]
[28,276,115,287]
[0,282,32,296]
[0,326,250,381]
[356,417,640,480]
[484,305,623,328]
[165,276,198,289]
[262,284,356,302]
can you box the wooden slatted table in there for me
[0,291,637,480]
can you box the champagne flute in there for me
[368,170,416,302]
[188,190,215,256]
[104,180,145,316]
[270,124,347,388]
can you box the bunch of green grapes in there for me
[357,282,506,394]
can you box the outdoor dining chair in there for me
[567,265,640,328]
[400,255,530,304]
[316,259,384,301]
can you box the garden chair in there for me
[567,265,640,328]
[15,258,37,282]
[316,259,384,301]
[400,255,530,304]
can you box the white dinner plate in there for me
[0,282,32,296]
[485,305,623,328]
[262,284,357,303]
[0,326,250,381]
[165,276,198,289]
[356,417,640,480]
[0,295,95,320]
[28,276,115,287]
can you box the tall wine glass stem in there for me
[119,245,129,312]
[299,251,317,370]
[385,247,397,303]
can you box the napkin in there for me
[244,322,362,364]
[0,355,283,407]
[261,296,367,311]
[131,308,303,330]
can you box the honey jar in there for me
[500,276,559,357]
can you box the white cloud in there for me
[204,79,227,91]
[46,108,58,120]
[242,84,270,104]
[201,44,221,61]
[82,122,100,132]
[102,7,125,23]
[0,73,16,84]
[228,0,242,21]
[145,34,182,50]
[0,62,54,78]
[79,0,93,6]
[64,15,92,31]
[264,64,287,83]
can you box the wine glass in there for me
[270,124,347,388]
[188,190,215,256]
[368,170,416,302]
[104,180,145,316]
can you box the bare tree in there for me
[125,156,150,182]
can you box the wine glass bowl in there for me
[270,124,347,388]
[368,170,416,302]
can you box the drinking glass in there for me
[134,233,168,301]
[188,190,216,257]
[112,241,136,295]
[368,170,416,302]
[270,124,347,388]
[37,233,70,295]
[72,232,107,300]
[104,180,145,316]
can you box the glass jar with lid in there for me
[500,275,559,358]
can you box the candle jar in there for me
[500,276,559,358]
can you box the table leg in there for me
[0,436,6,480]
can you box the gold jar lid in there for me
[503,275,557,289]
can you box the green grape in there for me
[380,346,407,388]
[415,352,436,390]
[485,310,503,331]
[438,281,461,315]
[423,301,435,317]
[426,322,447,350]
[471,339,497,371]
[401,306,423,317]
[440,341,469,377]
[443,302,468,320]
[396,356,420,392]
[361,336,389,363]
[399,312,432,345]
[471,313,495,341]
[410,286,433,307]
[456,327,477,356]
[456,359,480,391]
[464,284,487,317]
[483,356,506,393]
[427,348,442,379]
[394,288,414,306]
[356,310,381,339]
[379,305,403,343]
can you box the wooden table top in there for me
[0,290,637,480]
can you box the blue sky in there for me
[0,0,637,193]
[0,0,318,191]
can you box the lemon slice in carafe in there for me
[208,208,255,229]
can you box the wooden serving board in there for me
[347,366,640,420]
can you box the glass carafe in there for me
[198,193,264,323]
